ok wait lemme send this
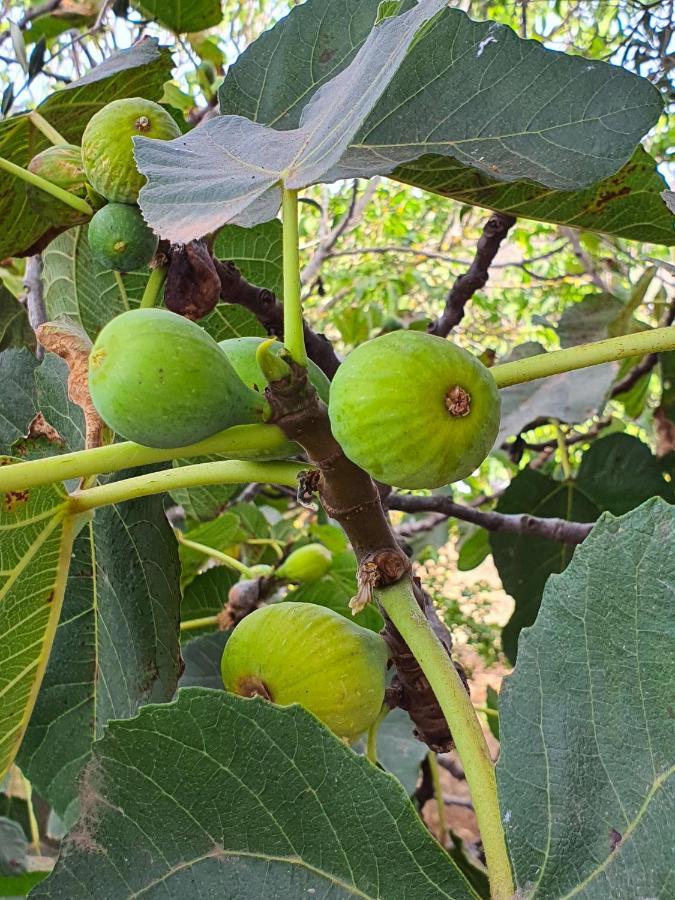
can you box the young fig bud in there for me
[275,543,332,583]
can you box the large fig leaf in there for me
[0,285,35,353]
[136,1,660,243]
[218,0,670,244]
[0,468,75,783]
[0,38,173,259]
[33,690,478,899]
[498,499,675,899]
[0,350,38,451]
[130,0,223,33]
[491,433,674,661]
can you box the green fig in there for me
[89,308,268,447]
[27,143,91,226]
[81,97,180,203]
[218,337,331,404]
[221,602,388,740]
[275,543,332,583]
[328,330,500,489]
[87,203,158,271]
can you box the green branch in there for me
[0,424,291,494]
[68,459,306,513]
[0,155,93,217]
[140,262,168,308]
[281,186,307,366]
[175,532,254,578]
[377,579,513,900]
[492,326,675,388]
[29,111,67,145]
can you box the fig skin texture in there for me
[275,543,332,583]
[328,330,501,489]
[219,337,331,404]
[221,602,389,741]
[87,203,158,272]
[81,97,180,203]
[27,143,91,226]
[89,308,268,448]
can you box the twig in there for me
[561,226,610,292]
[214,259,342,379]
[301,177,381,285]
[23,254,46,360]
[610,298,675,397]
[388,493,593,544]
[429,212,516,337]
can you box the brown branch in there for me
[429,213,516,337]
[214,259,341,379]
[265,364,463,752]
[388,493,593,545]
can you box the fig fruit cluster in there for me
[328,330,500,489]
[27,98,179,273]
[220,602,389,741]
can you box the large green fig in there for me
[218,337,331,404]
[27,144,90,226]
[87,203,158,271]
[89,308,268,447]
[220,602,388,741]
[328,330,500,489]
[275,543,332,583]
[81,97,180,203]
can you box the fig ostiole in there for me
[27,144,91,226]
[274,543,332,583]
[81,97,180,204]
[220,601,389,741]
[87,203,158,272]
[328,329,501,489]
[88,308,269,448]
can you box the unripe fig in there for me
[81,97,180,203]
[87,203,158,271]
[27,143,91,226]
[221,602,388,740]
[89,308,268,447]
[328,330,500,489]
[275,543,332,583]
[218,337,331,404]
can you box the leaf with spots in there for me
[498,499,675,898]
[0,467,75,783]
[34,689,478,898]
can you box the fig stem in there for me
[28,111,67,145]
[140,262,168,308]
[554,420,573,480]
[281,186,308,367]
[377,578,514,900]
[113,270,130,310]
[180,615,220,632]
[175,532,255,578]
[491,326,675,388]
[0,424,291,493]
[0,154,93,217]
[67,459,306,513]
[427,752,446,844]
[366,703,389,764]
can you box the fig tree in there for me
[220,602,388,741]
[219,337,331,403]
[87,203,158,271]
[328,330,500,489]
[81,97,181,203]
[275,543,332,582]
[89,308,268,447]
[27,144,91,226]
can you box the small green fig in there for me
[81,97,181,203]
[328,330,500,489]
[220,602,388,740]
[275,543,332,583]
[27,143,91,226]
[87,203,158,271]
[218,337,331,404]
[89,308,268,447]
